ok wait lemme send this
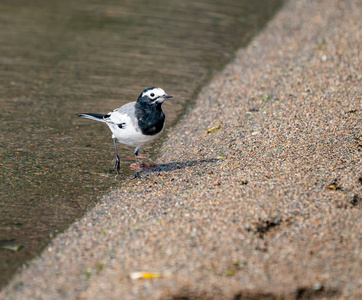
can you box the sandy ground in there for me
[1,0,361,299]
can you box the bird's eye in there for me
[150,93,155,97]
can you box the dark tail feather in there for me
[77,113,106,123]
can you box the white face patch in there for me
[142,88,166,100]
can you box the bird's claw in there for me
[113,155,120,173]
[133,172,141,179]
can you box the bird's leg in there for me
[112,138,120,173]
[133,146,141,179]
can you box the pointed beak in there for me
[154,93,172,104]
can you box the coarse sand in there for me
[1,0,361,299]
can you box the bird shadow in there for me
[145,158,218,174]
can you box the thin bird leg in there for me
[112,138,120,173]
[133,146,141,178]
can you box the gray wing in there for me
[113,102,136,117]
[103,101,137,126]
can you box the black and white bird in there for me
[77,87,172,178]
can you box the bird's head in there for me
[137,87,173,105]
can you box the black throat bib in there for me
[135,102,165,136]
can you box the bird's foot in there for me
[113,155,120,173]
[129,162,157,170]
[133,172,141,179]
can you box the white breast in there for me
[106,113,163,147]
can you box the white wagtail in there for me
[77,87,172,178]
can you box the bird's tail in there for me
[77,113,107,123]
